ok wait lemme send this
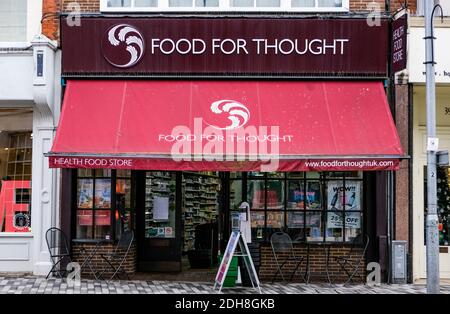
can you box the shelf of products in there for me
[182,172,220,252]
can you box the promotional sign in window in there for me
[327,181,361,229]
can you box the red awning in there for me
[48,80,404,171]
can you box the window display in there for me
[0,109,33,233]
[75,169,134,240]
[230,172,363,243]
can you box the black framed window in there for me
[230,171,364,243]
[75,169,134,240]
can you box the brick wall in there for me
[72,242,137,279]
[42,0,419,41]
[259,244,366,283]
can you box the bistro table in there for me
[72,239,107,280]
[305,241,333,286]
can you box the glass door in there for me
[137,171,181,272]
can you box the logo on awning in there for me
[205,100,250,131]
[102,24,145,68]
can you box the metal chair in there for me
[45,227,72,279]
[270,231,307,283]
[97,230,134,281]
[332,234,369,285]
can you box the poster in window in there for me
[327,212,361,229]
[95,179,111,208]
[327,181,361,211]
[77,179,93,208]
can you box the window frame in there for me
[74,169,135,241]
[100,0,350,12]
[235,171,364,243]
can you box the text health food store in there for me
[47,16,404,282]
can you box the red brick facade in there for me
[72,242,137,278]
[259,245,366,283]
[42,0,418,41]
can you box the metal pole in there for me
[425,0,440,294]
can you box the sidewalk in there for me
[1,276,450,294]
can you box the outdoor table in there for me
[72,239,106,280]
[305,241,333,286]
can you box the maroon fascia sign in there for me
[392,14,407,73]
[61,17,389,77]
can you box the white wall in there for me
[413,85,450,281]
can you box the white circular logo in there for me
[206,100,250,131]
[102,24,145,68]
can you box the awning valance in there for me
[48,80,404,171]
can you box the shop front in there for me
[409,20,450,280]
[49,16,403,282]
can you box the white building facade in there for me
[0,0,60,275]
[408,11,450,280]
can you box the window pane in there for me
[116,169,131,178]
[77,179,93,208]
[169,0,193,6]
[195,0,219,6]
[95,169,111,177]
[231,0,254,7]
[1,124,34,231]
[327,180,344,210]
[248,171,265,178]
[288,172,304,178]
[251,211,265,240]
[267,211,284,228]
[318,0,342,7]
[78,169,93,177]
[230,172,243,179]
[95,210,111,240]
[287,212,304,241]
[305,211,323,241]
[325,211,343,241]
[256,0,280,6]
[135,0,158,6]
[248,180,265,210]
[267,172,284,178]
[306,172,320,179]
[267,180,284,210]
[287,180,304,210]
[95,179,111,208]
[230,180,242,210]
[0,0,27,41]
[291,0,315,7]
[76,210,93,238]
[107,0,131,7]
[306,181,322,210]
[116,179,131,209]
[344,212,362,242]
[344,181,362,210]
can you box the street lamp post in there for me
[424,1,443,294]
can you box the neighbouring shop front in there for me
[49,16,404,282]
[409,21,450,281]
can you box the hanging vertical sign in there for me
[392,13,408,73]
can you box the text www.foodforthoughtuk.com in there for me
[304,160,395,169]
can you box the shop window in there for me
[75,169,135,240]
[0,0,27,42]
[424,166,450,246]
[101,0,348,11]
[233,172,363,243]
[0,109,33,233]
